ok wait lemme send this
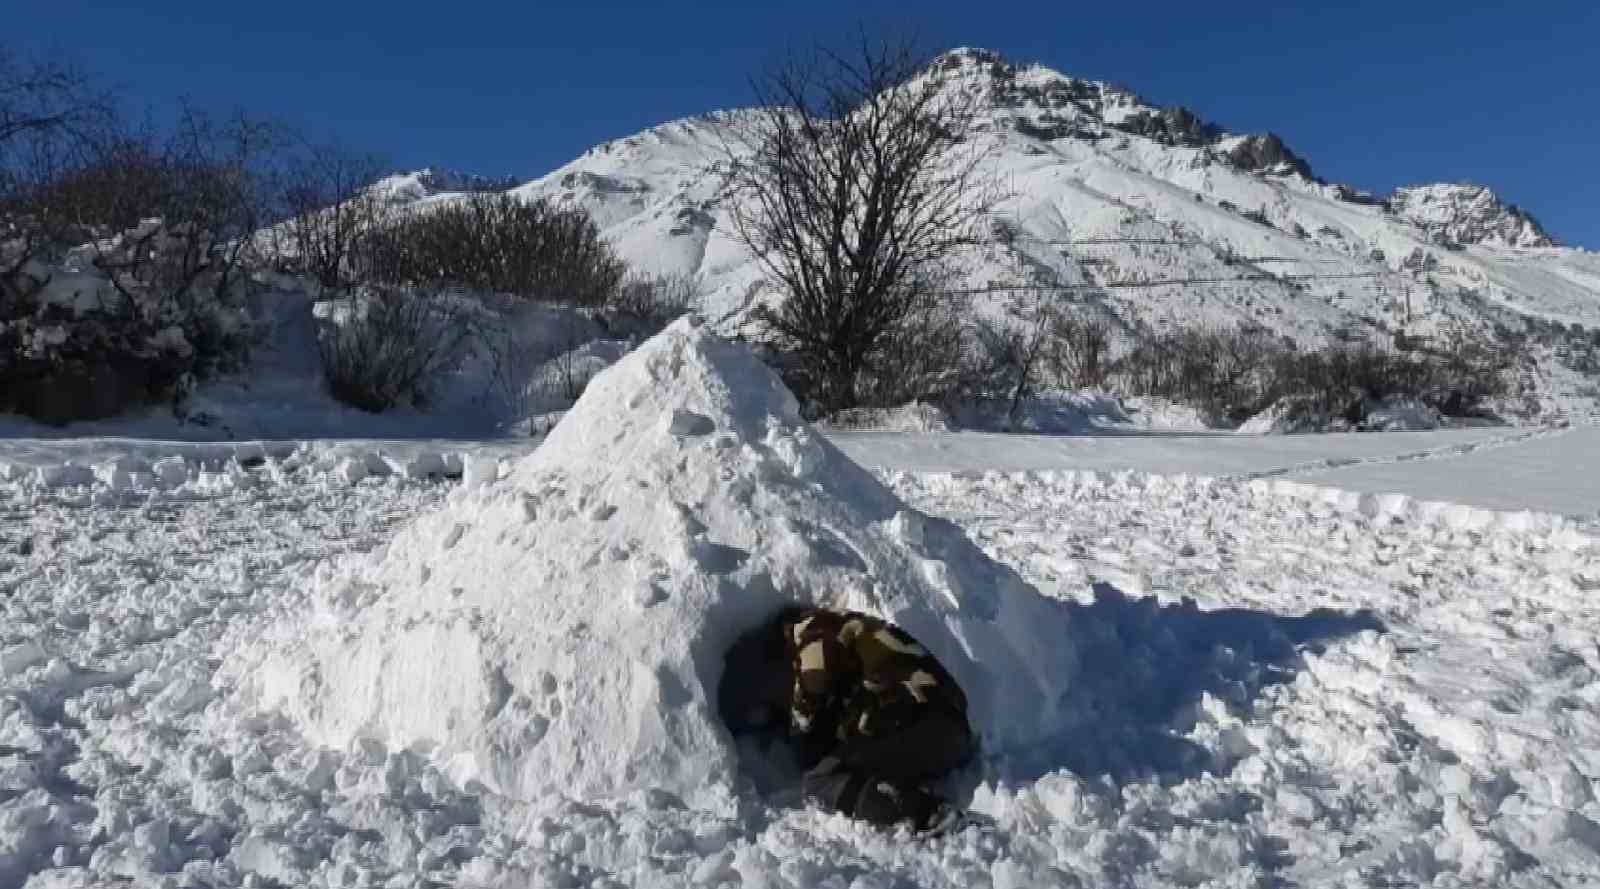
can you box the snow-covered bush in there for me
[1276,332,1513,422]
[0,302,209,424]
[1,108,272,424]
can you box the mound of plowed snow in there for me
[229,317,1079,809]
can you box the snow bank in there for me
[1238,397,1343,434]
[1241,395,1445,434]
[824,402,955,432]
[1361,395,1442,431]
[1118,396,1216,432]
[823,393,1214,435]
[231,317,1080,809]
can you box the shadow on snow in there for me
[992,580,1384,786]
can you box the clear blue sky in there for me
[16,0,1598,247]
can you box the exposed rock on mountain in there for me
[1388,183,1556,249]
[1112,105,1221,148]
[1218,133,1316,179]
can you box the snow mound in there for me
[952,391,1140,433]
[1237,397,1347,434]
[1107,395,1213,432]
[825,402,956,432]
[230,317,1079,809]
[1361,395,1442,431]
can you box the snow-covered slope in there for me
[403,47,1599,415]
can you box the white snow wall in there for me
[233,317,1081,808]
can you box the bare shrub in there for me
[610,272,700,335]
[481,312,556,423]
[973,303,1057,424]
[855,288,972,410]
[974,299,1121,425]
[0,142,79,307]
[1109,325,1282,424]
[362,192,624,304]
[1110,321,1515,428]
[320,286,472,413]
[1050,312,1115,390]
[550,312,598,403]
[727,33,998,413]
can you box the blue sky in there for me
[16,0,1598,247]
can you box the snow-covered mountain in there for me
[409,47,1600,415]
[370,167,522,204]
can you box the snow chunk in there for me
[93,457,148,490]
[151,457,190,488]
[0,641,48,677]
[33,463,94,489]
[231,318,1080,809]
[462,454,502,488]
[332,457,368,485]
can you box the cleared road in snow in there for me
[1299,424,1600,517]
[831,425,1599,518]
[828,426,1515,476]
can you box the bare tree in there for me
[0,48,113,308]
[726,33,997,413]
[277,142,390,290]
[0,48,110,149]
[85,110,283,337]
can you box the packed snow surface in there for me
[3,326,1599,887]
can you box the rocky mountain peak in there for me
[928,48,1314,181]
[1218,133,1316,179]
[1387,183,1555,249]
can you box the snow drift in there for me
[231,317,1080,808]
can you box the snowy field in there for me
[4,325,1600,888]
[834,425,1600,520]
